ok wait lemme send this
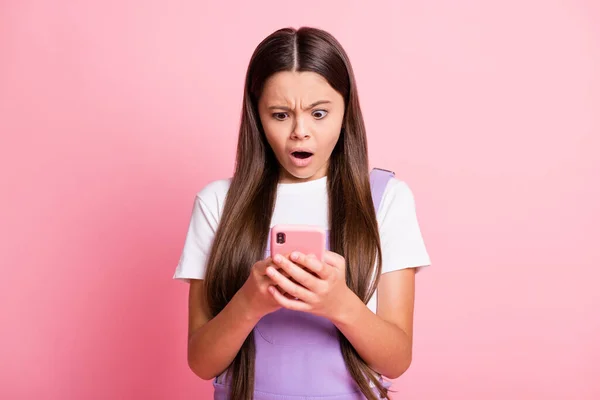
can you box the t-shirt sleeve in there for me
[173,191,221,282]
[378,178,431,274]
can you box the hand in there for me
[236,257,288,321]
[265,251,351,320]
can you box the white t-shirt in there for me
[173,175,431,313]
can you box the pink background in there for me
[1,1,599,399]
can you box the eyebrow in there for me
[268,100,331,111]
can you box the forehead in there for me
[260,71,339,104]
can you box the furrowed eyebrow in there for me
[268,100,331,111]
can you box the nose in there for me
[290,115,310,140]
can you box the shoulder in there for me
[377,177,431,271]
[383,178,414,199]
[196,177,231,199]
[379,177,417,216]
[194,177,232,215]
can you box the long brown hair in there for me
[203,26,388,400]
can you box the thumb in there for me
[256,257,273,274]
[323,251,344,269]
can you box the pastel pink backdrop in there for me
[1,1,598,399]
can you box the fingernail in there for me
[291,252,299,261]
[274,254,282,263]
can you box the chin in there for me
[282,167,322,182]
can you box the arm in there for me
[332,268,416,379]
[332,179,426,377]
[186,280,260,380]
[186,256,284,380]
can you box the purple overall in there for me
[213,169,395,399]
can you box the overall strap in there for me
[369,168,395,213]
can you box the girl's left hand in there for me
[266,250,350,320]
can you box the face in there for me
[257,71,345,183]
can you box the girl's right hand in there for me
[237,257,283,321]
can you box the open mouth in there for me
[291,151,313,159]
[289,150,314,167]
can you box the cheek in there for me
[325,135,341,155]
[259,114,280,145]
[319,121,342,153]
[263,123,288,152]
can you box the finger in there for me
[267,273,293,297]
[289,252,330,280]
[270,283,294,299]
[273,254,323,290]
[257,257,294,278]
[266,266,316,303]
[268,285,311,312]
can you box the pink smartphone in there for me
[270,224,326,261]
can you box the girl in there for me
[174,26,431,400]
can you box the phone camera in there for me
[276,232,286,244]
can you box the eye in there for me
[272,112,288,121]
[312,110,328,120]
